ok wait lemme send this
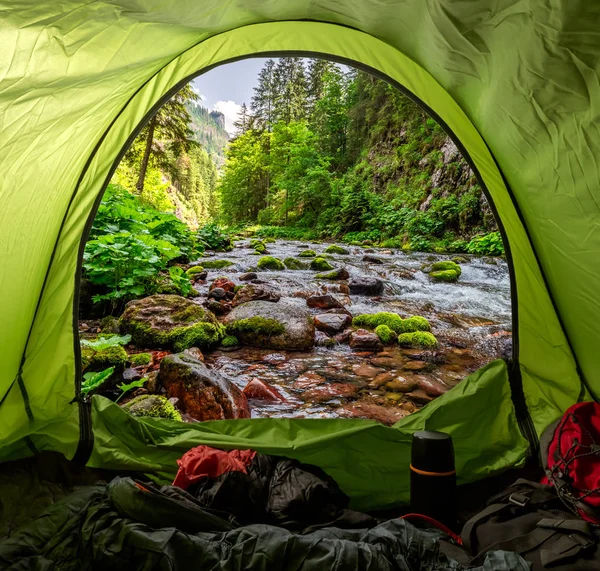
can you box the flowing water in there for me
[193,239,512,425]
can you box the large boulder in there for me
[223,300,315,351]
[120,295,224,352]
[231,284,280,307]
[349,277,384,296]
[314,313,352,335]
[160,352,250,420]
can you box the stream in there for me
[193,239,512,425]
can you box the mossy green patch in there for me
[430,269,459,282]
[81,344,127,370]
[375,324,397,344]
[324,244,349,255]
[128,352,152,366]
[221,335,239,348]
[257,256,285,271]
[201,259,233,269]
[353,312,431,334]
[298,249,316,258]
[284,257,307,270]
[122,395,182,421]
[185,265,205,277]
[227,317,285,337]
[310,257,334,271]
[397,331,438,349]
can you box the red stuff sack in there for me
[541,401,600,524]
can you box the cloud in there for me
[213,100,241,135]
[190,86,206,101]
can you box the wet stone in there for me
[314,313,352,335]
[209,278,235,293]
[315,331,336,347]
[243,378,286,402]
[302,382,360,403]
[349,329,383,352]
[353,363,385,378]
[406,389,434,406]
[362,255,385,264]
[208,287,227,300]
[263,353,286,364]
[385,377,417,392]
[239,272,257,281]
[370,372,394,387]
[122,368,142,381]
[306,294,345,310]
[232,284,280,307]
[402,360,432,371]
[416,377,448,397]
[349,277,384,296]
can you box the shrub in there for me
[197,223,233,251]
[467,232,505,256]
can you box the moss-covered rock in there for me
[310,257,334,271]
[201,259,234,269]
[298,249,316,258]
[119,295,225,352]
[353,312,431,334]
[451,256,469,264]
[315,267,350,280]
[324,244,349,255]
[122,394,182,421]
[223,300,315,350]
[100,315,120,334]
[397,331,438,349]
[250,239,267,254]
[430,269,459,283]
[81,344,128,370]
[186,265,205,277]
[128,352,152,367]
[221,335,239,348]
[257,256,285,271]
[375,324,397,344]
[431,260,462,277]
[283,257,307,270]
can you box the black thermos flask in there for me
[410,430,456,528]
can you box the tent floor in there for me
[0,452,543,541]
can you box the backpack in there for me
[540,401,600,524]
[461,479,600,570]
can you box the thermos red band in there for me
[409,464,456,477]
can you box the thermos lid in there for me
[411,430,455,473]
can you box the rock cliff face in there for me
[187,102,229,167]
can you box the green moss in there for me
[128,352,152,366]
[431,260,462,276]
[81,344,127,370]
[430,269,459,282]
[100,315,120,333]
[221,335,239,348]
[172,304,206,323]
[185,265,205,276]
[233,285,243,293]
[315,269,342,279]
[298,249,316,258]
[451,256,468,264]
[257,256,285,271]
[201,259,233,269]
[250,239,267,254]
[123,395,182,421]
[353,312,431,334]
[284,257,307,270]
[310,257,334,271]
[375,324,397,344]
[227,317,286,336]
[402,316,431,333]
[324,244,349,255]
[397,331,438,349]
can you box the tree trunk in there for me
[136,115,157,192]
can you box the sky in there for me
[192,58,268,135]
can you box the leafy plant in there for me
[197,223,233,251]
[467,232,505,256]
[81,367,114,396]
[116,378,148,402]
[168,266,193,296]
[80,334,131,350]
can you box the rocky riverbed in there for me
[80,238,512,426]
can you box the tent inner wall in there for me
[0,22,584,499]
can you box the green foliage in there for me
[375,324,397,345]
[467,232,505,256]
[397,331,438,348]
[430,269,460,282]
[80,334,131,350]
[129,352,152,366]
[221,335,240,348]
[197,223,232,251]
[227,317,286,336]
[115,378,148,403]
[168,266,193,296]
[201,259,233,269]
[310,257,334,271]
[84,184,200,310]
[81,367,114,396]
[257,256,285,270]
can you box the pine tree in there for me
[233,102,252,135]
[251,59,277,131]
[306,58,333,120]
[273,57,308,124]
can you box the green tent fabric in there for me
[0,2,597,509]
